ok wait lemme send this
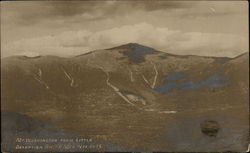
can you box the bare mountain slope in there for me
[1,43,249,152]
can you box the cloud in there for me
[2,1,245,26]
[2,23,248,58]
[1,1,118,25]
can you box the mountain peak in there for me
[109,43,155,51]
[108,43,157,63]
[124,42,145,47]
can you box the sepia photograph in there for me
[1,0,249,152]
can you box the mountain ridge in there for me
[2,43,248,60]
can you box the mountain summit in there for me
[108,43,157,63]
[109,43,155,50]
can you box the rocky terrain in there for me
[1,43,249,152]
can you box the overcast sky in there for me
[1,0,249,58]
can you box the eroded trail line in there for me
[158,110,177,114]
[97,66,135,106]
[144,109,177,114]
[151,61,158,88]
[142,75,150,86]
[38,68,42,77]
[33,68,50,89]
[61,67,74,87]
[127,67,135,82]
[34,77,50,89]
